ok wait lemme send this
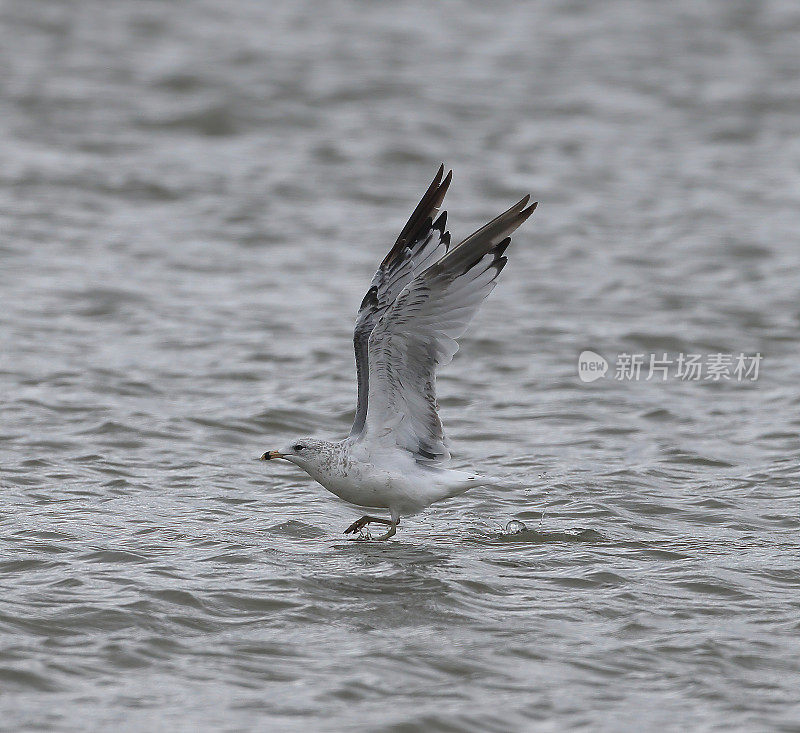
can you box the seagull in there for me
[261,166,536,539]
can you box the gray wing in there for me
[350,165,453,436]
[360,195,537,463]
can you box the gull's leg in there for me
[372,509,401,541]
[343,515,400,536]
[373,522,397,541]
[343,515,395,535]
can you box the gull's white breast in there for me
[303,445,477,516]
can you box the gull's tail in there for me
[468,474,530,491]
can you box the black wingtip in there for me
[510,195,538,221]
[495,236,512,258]
[382,166,452,268]
[428,164,443,190]
[442,167,453,188]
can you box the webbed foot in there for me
[373,523,397,541]
[343,515,399,539]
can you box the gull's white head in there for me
[260,438,332,473]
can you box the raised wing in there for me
[360,195,537,463]
[350,165,453,436]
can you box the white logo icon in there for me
[578,351,608,382]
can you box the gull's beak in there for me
[260,450,284,461]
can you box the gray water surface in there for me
[2,1,800,731]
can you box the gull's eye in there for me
[293,444,304,452]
